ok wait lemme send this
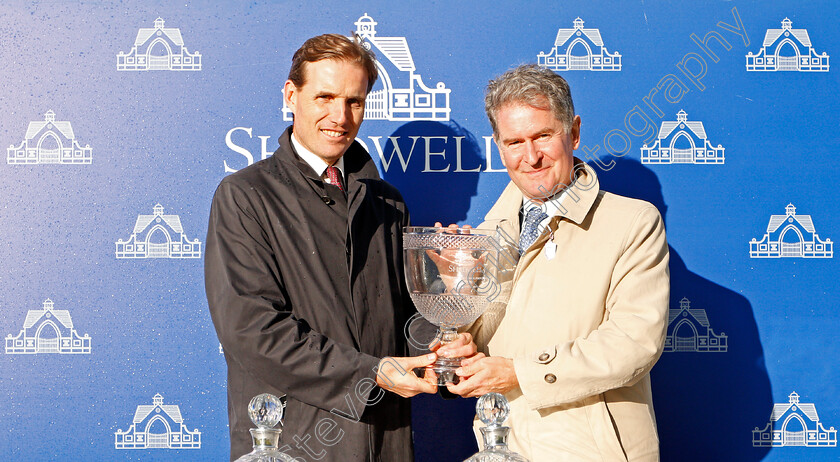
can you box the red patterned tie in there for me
[326,165,345,193]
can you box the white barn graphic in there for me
[115,393,201,449]
[5,299,91,354]
[750,204,832,258]
[641,110,725,164]
[747,18,829,72]
[537,18,622,71]
[664,298,727,353]
[282,13,451,121]
[117,18,202,71]
[753,392,837,447]
[116,204,202,259]
[7,110,92,165]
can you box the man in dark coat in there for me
[205,34,443,461]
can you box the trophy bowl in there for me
[403,226,502,385]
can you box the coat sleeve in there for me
[513,205,670,410]
[205,181,382,412]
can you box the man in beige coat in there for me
[442,65,670,461]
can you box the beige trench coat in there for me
[468,162,669,461]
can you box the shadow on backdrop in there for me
[381,120,482,227]
[595,157,772,461]
[379,121,482,461]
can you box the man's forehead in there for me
[300,58,368,89]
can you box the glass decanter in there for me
[234,393,296,462]
[464,393,529,462]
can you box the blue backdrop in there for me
[1,1,838,460]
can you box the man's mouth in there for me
[321,129,346,138]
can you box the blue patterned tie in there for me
[519,207,549,254]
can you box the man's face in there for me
[494,101,581,202]
[283,59,368,164]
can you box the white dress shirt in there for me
[291,132,345,186]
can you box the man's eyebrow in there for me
[499,136,520,145]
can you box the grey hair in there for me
[485,64,576,136]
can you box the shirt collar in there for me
[291,132,345,179]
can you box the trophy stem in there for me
[434,327,462,385]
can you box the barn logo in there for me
[117,17,202,71]
[115,394,201,449]
[746,18,829,71]
[641,110,725,164]
[753,392,837,447]
[749,204,832,258]
[664,298,727,352]
[537,17,622,71]
[7,110,92,165]
[116,204,202,259]
[5,299,91,354]
[282,13,451,121]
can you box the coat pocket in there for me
[585,394,629,462]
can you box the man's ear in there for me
[283,80,297,113]
[571,115,582,150]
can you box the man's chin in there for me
[523,187,555,202]
[321,146,351,162]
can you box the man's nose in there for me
[329,100,350,125]
[523,141,541,165]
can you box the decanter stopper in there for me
[234,393,295,462]
[463,393,529,462]
[249,393,285,429]
[476,392,509,428]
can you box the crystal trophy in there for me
[234,393,296,462]
[403,226,504,385]
[464,393,529,462]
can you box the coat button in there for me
[538,353,550,362]
[544,373,557,384]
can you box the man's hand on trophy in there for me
[375,354,439,397]
[431,332,478,359]
[445,355,520,398]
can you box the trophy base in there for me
[433,357,462,386]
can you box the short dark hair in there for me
[485,64,575,135]
[287,34,378,93]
